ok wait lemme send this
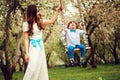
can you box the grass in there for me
[49,64,120,80]
[0,64,120,80]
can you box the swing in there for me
[65,22,91,53]
[62,26,91,67]
[60,0,91,67]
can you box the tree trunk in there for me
[20,45,27,72]
[112,32,119,64]
[109,31,119,64]
[85,36,97,68]
[101,54,107,64]
[46,52,52,68]
[3,8,14,80]
[1,1,24,80]
[90,52,96,68]
[4,67,13,80]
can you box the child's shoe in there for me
[69,59,75,67]
[79,57,85,66]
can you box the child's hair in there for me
[67,21,79,29]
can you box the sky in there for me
[64,3,78,17]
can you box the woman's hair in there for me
[26,5,44,36]
[67,21,79,29]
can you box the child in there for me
[61,20,86,66]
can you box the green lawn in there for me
[0,64,120,80]
[49,64,120,80]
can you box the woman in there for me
[22,4,62,80]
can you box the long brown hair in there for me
[26,5,44,36]
[67,21,79,29]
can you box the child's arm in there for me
[60,28,67,48]
[80,23,89,46]
[61,16,67,26]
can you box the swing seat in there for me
[65,46,91,54]
[65,46,91,67]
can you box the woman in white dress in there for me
[22,4,62,80]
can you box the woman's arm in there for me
[23,32,29,62]
[43,5,62,25]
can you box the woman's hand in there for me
[25,54,29,63]
[56,4,63,12]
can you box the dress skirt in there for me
[23,39,49,80]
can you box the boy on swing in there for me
[61,20,86,66]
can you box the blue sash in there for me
[30,38,43,49]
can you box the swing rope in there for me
[76,0,89,47]
[59,0,64,29]
[59,0,68,48]
[59,0,90,49]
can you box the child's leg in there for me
[68,45,75,66]
[75,44,86,57]
[75,44,86,64]
[68,45,75,59]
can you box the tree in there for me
[0,0,63,79]
[82,0,120,65]
[0,0,25,80]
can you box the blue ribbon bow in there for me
[70,29,76,32]
[30,38,43,49]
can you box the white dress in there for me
[22,22,49,80]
